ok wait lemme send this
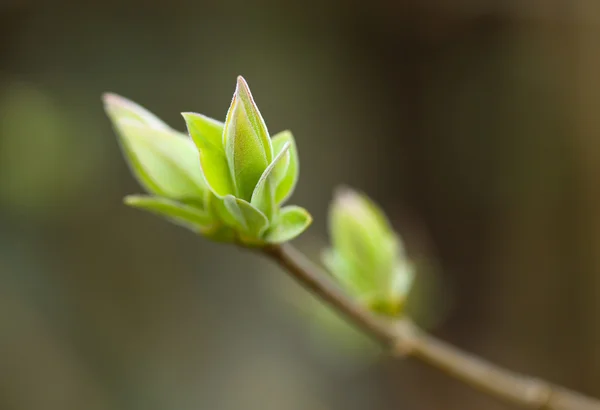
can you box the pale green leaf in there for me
[181,112,223,150]
[209,194,240,227]
[182,112,235,197]
[104,94,169,196]
[112,119,206,200]
[271,131,299,204]
[224,195,269,238]
[251,142,291,220]
[265,205,312,243]
[124,195,214,232]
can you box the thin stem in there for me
[263,243,600,410]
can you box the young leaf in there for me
[271,131,299,204]
[208,194,242,228]
[112,119,206,200]
[265,205,312,243]
[251,142,291,220]
[182,112,235,197]
[104,95,170,196]
[223,195,269,239]
[124,195,214,232]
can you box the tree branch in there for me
[263,243,600,410]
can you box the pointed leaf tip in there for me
[181,112,224,151]
[103,93,169,131]
[102,92,118,105]
[236,75,243,84]
[333,185,357,204]
[102,92,133,110]
[103,92,135,109]
[236,75,249,91]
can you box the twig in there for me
[263,243,600,410]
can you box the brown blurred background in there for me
[1,1,599,409]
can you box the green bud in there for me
[182,76,310,245]
[323,187,414,316]
[223,76,273,201]
[105,77,311,246]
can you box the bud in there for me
[182,76,310,245]
[323,187,414,316]
[224,76,273,201]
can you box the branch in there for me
[263,243,600,410]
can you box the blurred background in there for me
[1,1,599,409]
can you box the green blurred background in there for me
[1,2,599,409]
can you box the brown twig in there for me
[263,243,600,410]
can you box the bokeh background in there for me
[1,1,600,409]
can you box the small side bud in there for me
[324,187,413,316]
